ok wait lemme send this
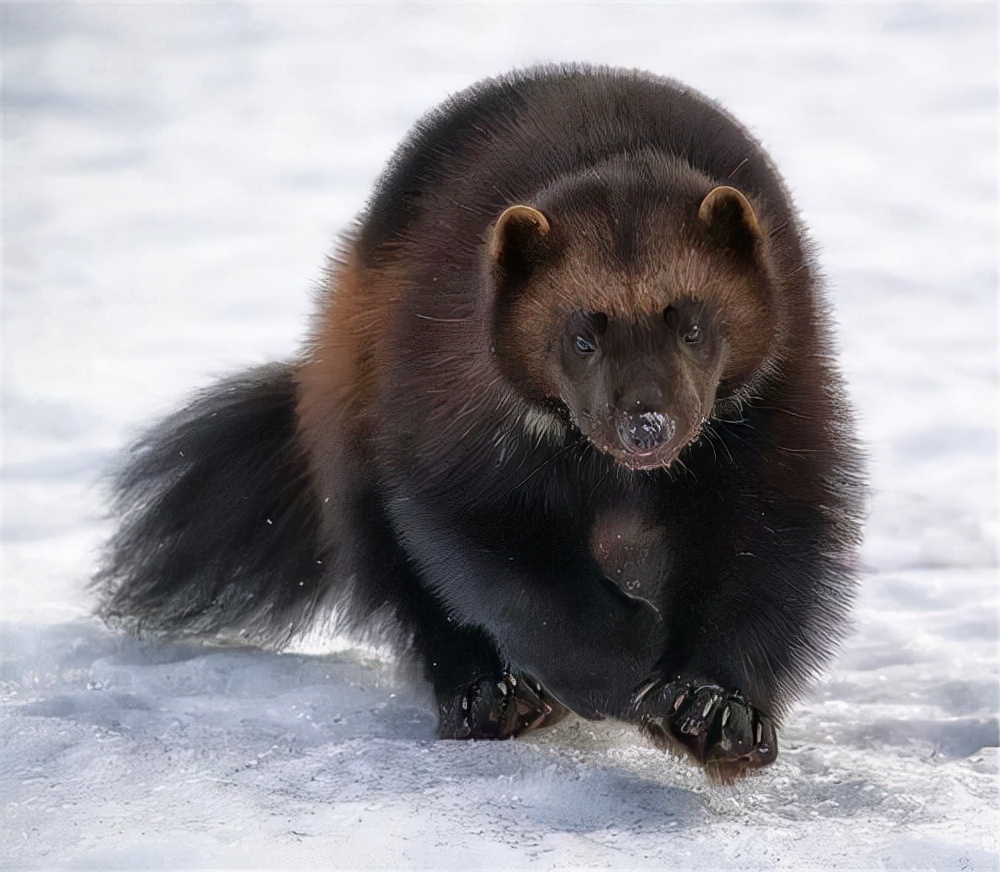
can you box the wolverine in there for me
[95,65,865,781]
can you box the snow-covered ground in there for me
[2,3,997,869]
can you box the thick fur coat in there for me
[96,65,865,780]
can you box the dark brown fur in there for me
[95,65,865,780]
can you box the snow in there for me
[2,2,997,869]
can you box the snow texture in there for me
[2,3,997,869]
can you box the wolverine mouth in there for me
[577,409,694,471]
[587,412,688,472]
[613,446,683,472]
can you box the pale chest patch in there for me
[589,506,668,608]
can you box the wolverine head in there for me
[488,159,778,470]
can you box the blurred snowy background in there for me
[2,2,997,869]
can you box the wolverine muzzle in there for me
[616,411,676,454]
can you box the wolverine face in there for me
[556,302,725,469]
[488,167,777,471]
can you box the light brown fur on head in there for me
[490,174,779,404]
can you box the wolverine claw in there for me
[438,672,568,740]
[631,676,778,781]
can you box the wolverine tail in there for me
[93,363,328,648]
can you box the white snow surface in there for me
[2,3,997,869]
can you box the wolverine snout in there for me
[616,410,677,454]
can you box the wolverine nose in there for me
[616,411,677,453]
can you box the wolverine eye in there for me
[574,334,597,355]
[682,324,702,344]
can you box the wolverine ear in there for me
[489,204,553,280]
[698,186,762,258]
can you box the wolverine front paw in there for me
[631,676,777,781]
[437,672,568,740]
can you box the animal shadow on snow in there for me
[7,620,708,832]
